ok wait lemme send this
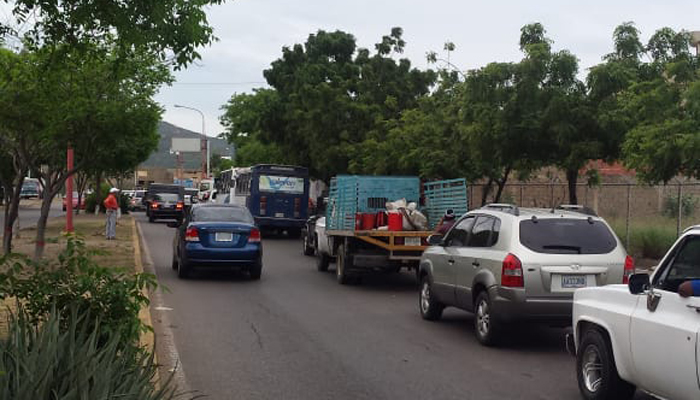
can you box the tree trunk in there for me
[566,168,578,205]
[2,174,25,254]
[94,172,102,214]
[493,166,512,203]
[34,187,58,260]
[480,177,494,206]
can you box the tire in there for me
[576,328,635,400]
[177,248,191,279]
[302,232,315,256]
[474,291,500,346]
[419,276,444,321]
[148,215,155,223]
[336,244,352,285]
[249,259,262,280]
[316,251,330,272]
[171,251,179,270]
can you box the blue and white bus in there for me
[226,165,310,235]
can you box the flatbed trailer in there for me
[315,175,467,284]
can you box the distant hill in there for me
[139,121,235,169]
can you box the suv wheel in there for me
[474,291,499,346]
[419,276,444,321]
[576,328,635,400]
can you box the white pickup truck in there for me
[570,225,700,400]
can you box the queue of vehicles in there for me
[134,168,699,400]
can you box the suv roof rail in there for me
[683,225,700,234]
[482,203,520,216]
[554,204,598,217]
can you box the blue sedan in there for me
[170,204,263,279]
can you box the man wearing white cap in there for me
[104,188,120,240]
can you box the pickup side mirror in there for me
[628,273,650,295]
[427,234,444,246]
[166,221,181,228]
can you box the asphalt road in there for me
[138,214,652,400]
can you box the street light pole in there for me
[174,104,208,180]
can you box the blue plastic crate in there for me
[423,179,468,229]
[327,175,420,230]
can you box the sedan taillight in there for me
[248,228,261,243]
[185,227,200,242]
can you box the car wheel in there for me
[474,291,500,346]
[336,244,352,285]
[249,259,262,280]
[419,276,444,321]
[171,251,179,270]
[177,248,191,279]
[302,232,315,256]
[576,328,635,400]
[148,215,155,223]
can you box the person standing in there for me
[434,209,457,235]
[104,188,119,240]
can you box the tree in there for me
[4,0,224,68]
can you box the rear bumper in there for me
[184,243,261,266]
[150,210,183,220]
[255,216,305,229]
[488,286,573,325]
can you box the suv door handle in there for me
[686,304,700,313]
[472,261,480,268]
[448,259,455,265]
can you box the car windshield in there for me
[519,218,617,254]
[154,193,179,202]
[192,206,254,223]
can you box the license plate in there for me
[215,232,234,242]
[405,237,421,246]
[561,275,586,288]
[275,212,285,218]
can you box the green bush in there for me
[0,307,178,400]
[663,193,698,218]
[612,222,677,260]
[0,236,157,345]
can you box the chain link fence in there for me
[468,181,700,264]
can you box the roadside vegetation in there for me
[220,23,700,206]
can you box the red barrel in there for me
[361,213,376,230]
[388,212,403,231]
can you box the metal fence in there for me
[468,181,700,262]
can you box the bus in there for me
[229,165,309,236]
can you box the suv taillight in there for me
[623,255,635,284]
[176,201,184,210]
[151,201,159,209]
[502,253,524,287]
[185,227,200,242]
[248,228,261,243]
[260,196,267,216]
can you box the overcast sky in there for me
[5,1,700,137]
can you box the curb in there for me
[135,219,193,395]
[132,217,159,383]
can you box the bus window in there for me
[258,175,305,194]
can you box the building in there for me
[133,121,235,188]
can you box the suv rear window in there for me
[519,218,617,254]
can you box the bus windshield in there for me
[258,175,304,194]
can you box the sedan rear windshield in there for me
[519,218,617,254]
[193,207,254,224]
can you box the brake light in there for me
[260,196,267,216]
[185,227,200,242]
[623,255,635,284]
[294,198,301,218]
[501,253,524,287]
[248,228,261,243]
[176,201,183,210]
[151,202,159,209]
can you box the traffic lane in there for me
[0,201,62,229]
[139,216,650,399]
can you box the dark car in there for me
[169,204,263,280]
[144,184,185,223]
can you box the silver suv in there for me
[418,204,632,346]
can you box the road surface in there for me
[138,214,652,400]
[0,199,62,230]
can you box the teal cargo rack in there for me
[327,175,421,231]
[423,178,468,229]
